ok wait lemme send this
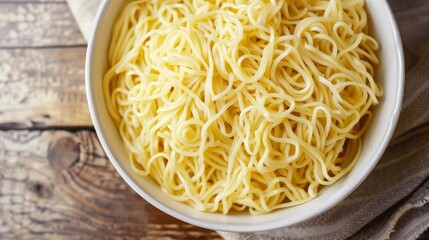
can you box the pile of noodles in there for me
[104,0,382,214]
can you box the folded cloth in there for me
[67,0,101,41]
[67,0,429,239]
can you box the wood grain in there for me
[0,130,221,240]
[0,47,92,128]
[0,2,85,47]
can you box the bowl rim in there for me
[85,0,405,232]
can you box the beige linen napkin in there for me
[67,0,429,239]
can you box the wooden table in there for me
[0,0,427,239]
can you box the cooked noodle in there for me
[104,0,382,214]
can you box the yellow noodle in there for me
[104,0,382,215]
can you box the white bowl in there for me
[86,0,404,232]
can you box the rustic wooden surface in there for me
[0,0,428,239]
[0,131,221,239]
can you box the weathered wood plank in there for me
[0,130,222,240]
[0,2,85,47]
[0,47,92,128]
